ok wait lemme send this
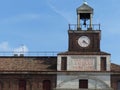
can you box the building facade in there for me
[56,2,112,90]
[0,2,120,90]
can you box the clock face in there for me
[78,36,90,47]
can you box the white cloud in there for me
[0,42,29,56]
[0,42,11,51]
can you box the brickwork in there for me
[111,63,120,90]
[0,74,56,90]
[0,57,119,90]
[111,63,120,71]
[111,75,120,90]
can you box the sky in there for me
[0,0,120,64]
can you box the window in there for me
[19,80,26,90]
[61,57,67,70]
[43,80,51,90]
[79,80,88,89]
[117,81,120,90]
[101,57,107,71]
[0,82,3,90]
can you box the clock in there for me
[78,36,90,47]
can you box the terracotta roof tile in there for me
[0,57,57,71]
[111,63,120,72]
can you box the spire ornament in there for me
[83,0,88,5]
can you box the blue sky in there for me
[0,0,120,64]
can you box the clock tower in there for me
[57,1,111,71]
[68,2,101,52]
[57,2,112,90]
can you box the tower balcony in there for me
[68,24,100,31]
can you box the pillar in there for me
[90,14,92,28]
[77,14,81,30]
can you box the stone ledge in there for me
[54,88,113,90]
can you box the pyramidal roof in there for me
[77,2,93,13]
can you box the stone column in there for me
[90,14,92,28]
[77,14,81,29]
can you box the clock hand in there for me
[83,40,88,44]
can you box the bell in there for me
[83,19,86,27]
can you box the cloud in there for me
[13,45,29,55]
[0,13,41,24]
[0,42,29,56]
[0,42,11,51]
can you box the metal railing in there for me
[0,51,60,56]
[68,24,100,30]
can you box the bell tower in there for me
[77,1,93,30]
[68,2,101,52]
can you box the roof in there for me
[0,56,57,72]
[111,63,120,72]
[77,2,93,14]
[0,56,119,74]
[58,51,111,55]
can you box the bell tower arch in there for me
[77,1,93,30]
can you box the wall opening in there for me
[79,79,88,89]
[0,82,3,90]
[43,80,51,90]
[19,80,26,90]
[61,57,67,70]
[117,81,120,90]
[101,57,107,71]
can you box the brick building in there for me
[0,2,120,90]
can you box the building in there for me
[0,2,120,90]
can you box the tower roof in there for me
[77,2,93,14]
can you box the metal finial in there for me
[83,0,88,5]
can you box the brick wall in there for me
[111,74,120,90]
[0,74,56,90]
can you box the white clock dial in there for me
[78,36,90,47]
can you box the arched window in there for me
[43,80,51,90]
